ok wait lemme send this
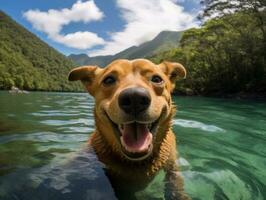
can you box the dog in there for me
[68,59,189,200]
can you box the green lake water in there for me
[0,92,265,200]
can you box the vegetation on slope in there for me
[150,1,266,97]
[0,11,82,91]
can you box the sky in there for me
[0,0,201,56]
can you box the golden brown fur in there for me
[68,59,189,200]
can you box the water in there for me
[0,92,265,200]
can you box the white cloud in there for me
[89,0,197,56]
[23,0,105,49]
[24,0,197,55]
[54,32,105,49]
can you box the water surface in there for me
[0,92,265,199]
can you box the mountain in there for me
[69,30,183,67]
[0,11,82,91]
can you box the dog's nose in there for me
[118,87,151,114]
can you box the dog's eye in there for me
[103,75,116,86]
[151,75,163,84]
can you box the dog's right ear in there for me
[158,61,186,92]
[68,65,102,95]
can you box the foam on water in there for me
[173,119,225,133]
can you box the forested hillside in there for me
[150,0,266,97]
[0,11,82,91]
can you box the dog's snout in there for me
[118,87,151,114]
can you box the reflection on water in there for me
[0,147,117,200]
[0,92,265,200]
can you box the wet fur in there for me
[68,59,190,200]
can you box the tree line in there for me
[150,0,266,97]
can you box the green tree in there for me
[150,11,266,96]
[200,0,266,57]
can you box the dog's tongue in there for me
[120,122,152,153]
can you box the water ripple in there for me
[0,132,88,144]
[184,169,262,200]
[173,119,225,133]
[31,112,82,117]
[41,118,91,126]
[58,126,93,133]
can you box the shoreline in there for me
[173,91,266,101]
[0,89,85,93]
[1,89,265,100]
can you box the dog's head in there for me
[69,59,186,161]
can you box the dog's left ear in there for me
[159,61,186,91]
[68,65,102,95]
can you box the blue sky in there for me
[0,0,201,56]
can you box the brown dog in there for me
[68,59,189,200]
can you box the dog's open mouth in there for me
[105,112,160,160]
[119,122,153,154]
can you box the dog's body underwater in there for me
[68,59,189,200]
